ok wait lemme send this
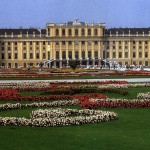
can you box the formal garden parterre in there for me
[0,77,150,150]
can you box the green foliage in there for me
[69,60,80,70]
[43,87,128,96]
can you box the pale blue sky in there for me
[0,0,150,28]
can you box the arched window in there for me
[88,51,92,58]
[56,51,59,59]
[94,29,98,35]
[75,51,79,59]
[88,29,91,35]
[68,51,72,59]
[56,29,59,36]
[82,29,85,36]
[62,51,66,59]
[75,29,78,36]
[82,51,85,59]
[94,51,98,58]
[62,29,65,36]
[68,29,72,35]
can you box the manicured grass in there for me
[0,86,150,150]
[105,87,150,99]
[0,108,150,150]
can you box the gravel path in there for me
[0,78,150,83]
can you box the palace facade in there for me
[0,19,150,68]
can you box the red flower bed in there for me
[80,100,150,109]
[0,89,20,100]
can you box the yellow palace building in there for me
[0,19,150,68]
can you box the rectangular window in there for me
[145,52,148,58]
[43,41,45,45]
[62,41,66,45]
[139,46,142,49]
[119,52,122,58]
[125,46,128,49]
[30,47,32,51]
[139,52,142,58]
[119,46,122,49]
[94,41,98,45]
[106,52,109,58]
[36,53,39,59]
[8,53,11,59]
[81,41,85,45]
[15,53,18,59]
[8,47,11,51]
[36,41,39,45]
[133,52,136,58]
[30,41,32,45]
[23,63,26,68]
[23,47,26,50]
[30,53,33,59]
[23,53,26,59]
[145,61,148,66]
[125,52,128,58]
[15,42,17,45]
[133,46,135,49]
[15,63,18,68]
[113,46,115,49]
[113,52,116,58]
[15,47,17,51]
[43,53,46,59]
[56,41,59,45]
[23,42,26,45]
[88,41,91,45]
[139,61,142,65]
[2,53,4,59]
[68,41,72,45]
[75,41,79,45]
[2,47,4,50]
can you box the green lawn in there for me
[105,87,150,99]
[0,108,150,150]
[0,86,150,150]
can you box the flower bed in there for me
[80,98,150,109]
[0,107,118,127]
[137,92,150,100]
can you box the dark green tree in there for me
[69,60,80,70]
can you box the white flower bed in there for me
[0,100,78,111]
[0,107,118,127]
[30,108,118,127]
[137,92,150,100]
[0,82,50,89]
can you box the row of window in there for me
[55,28,98,36]
[55,41,98,45]
[1,46,46,51]
[107,45,149,49]
[0,41,49,46]
[108,51,149,59]
[1,53,46,60]
[106,41,148,45]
